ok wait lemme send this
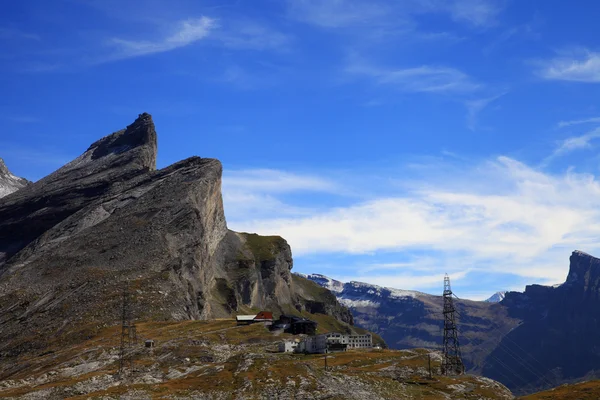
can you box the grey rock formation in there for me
[483,250,600,394]
[0,113,352,376]
[0,158,30,199]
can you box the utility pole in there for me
[118,281,137,378]
[441,274,465,376]
[428,354,432,379]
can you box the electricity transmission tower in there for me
[118,282,137,377]
[441,274,465,376]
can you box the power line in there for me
[453,307,556,390]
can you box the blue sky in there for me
[3,0,600,300]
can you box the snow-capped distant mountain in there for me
[295,272,425,309]
[485,291,507,303]
[299,273,345,293]
[0,158,29,198]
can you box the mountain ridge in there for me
[0,113,352,378]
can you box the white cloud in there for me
[222,169,342,221]
[538,50,600,82]
[286,0,394,29]
[557,117,600,128]
[213,20,291,51]
[347,59,480,94]
[224,156,600,287]
[287,0,503,29]
[465,92,506,130]
[224,169,339,193]
[443,0,503,27]
[543,127,600,165]
[108,17,216,59]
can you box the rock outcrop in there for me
[0,158,29,199]
[483,250,600,394]
[0,114,352,377]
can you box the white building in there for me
[296,334,328,354]
[279,339,300,353]
[325,332,372,349]
[348,333,372,349]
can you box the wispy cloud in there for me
[107,17,217,60]
[347,58,480,94]
[465,92,506,130]
[286,0,395,29]
[0,115,39,124]
[441,0,504,27]
[557,117,600,129]
[537,49,600,83]
[224,169,339,193]
[0,27,41,41]
[287,0,504,30]
[223,169,343,221]
[225,155,600,288]
[216,21,290,51]
[542,128,600,165]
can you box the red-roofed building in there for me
[236,311,273,325]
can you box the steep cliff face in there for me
[0,114,352,373]
[0,158,29,199]
[0,113,157,268]
[483,250,600,394]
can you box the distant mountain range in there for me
[301,251,600,395]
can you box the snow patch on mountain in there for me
[485,291,507,303]
[338,298,380,308]
[301,273,345,293]
[299,273,428,313]
[0,158,29,198]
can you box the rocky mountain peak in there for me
[0,158,9,175]
[85,112,157,169]
[565,250,600,288]
[0,158,30,199]
[0,114,353,368]
[485,291,507,303]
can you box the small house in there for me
[236,311,274,325]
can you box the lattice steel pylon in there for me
[441,274,465,376]
[118,282,137,377]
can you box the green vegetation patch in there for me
[241,233,287,262]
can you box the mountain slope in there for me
[300,273,520,374]
[305,250,600,395]
[0,114,351,380]
[0,158,29,199]
[0,318,513,399]
[482,250,600,394]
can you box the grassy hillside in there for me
[520,380,600,400]
[0,314,513,399]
